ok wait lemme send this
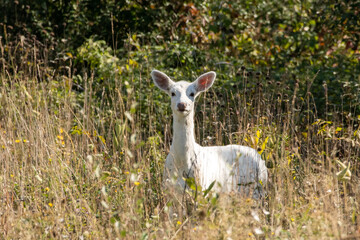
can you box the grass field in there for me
[0,39,359,239]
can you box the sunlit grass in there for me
[0,40,359,239]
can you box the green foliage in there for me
[76,37,121,92]
[1,0,359,113]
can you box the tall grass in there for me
[0,37,359,239]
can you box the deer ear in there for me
[194,71,216,92]
[151,70,175,93]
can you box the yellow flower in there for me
[45,187,50,192]
[60,128,64,133]
[23,139,28,143]
[134,181,140,186]
[10,174,14,178]
[57,135,64,140]
[15,139,21,143]
[291,218,295,222]
[48,203,53,207]
[125,171,130,175]
[177,221,181,225]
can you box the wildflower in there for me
[15,139,21,143]
[10,174,14,178]
[291,218,295,222]
[23,139,28,143]
[177,221,181,225]
[45,187,50,192]
[57,135,64,140]
[48,203,53,207]
[134,181,140,186]
[125,171,130,175]
[60,128,64,134]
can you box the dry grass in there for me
[0,40,359,239]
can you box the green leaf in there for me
[203,180,216,197]
[259,137,269,155]
[185,177,197,191]
[335,127,342,132]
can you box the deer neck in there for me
[171,111,198,169]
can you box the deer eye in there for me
[189,92,195,97]
[171,92,176,97]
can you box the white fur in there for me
[151,70,268,198]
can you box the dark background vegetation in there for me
[1,0,359,112]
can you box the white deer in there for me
[151,70,268,198]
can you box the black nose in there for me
[177,103,186,111]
